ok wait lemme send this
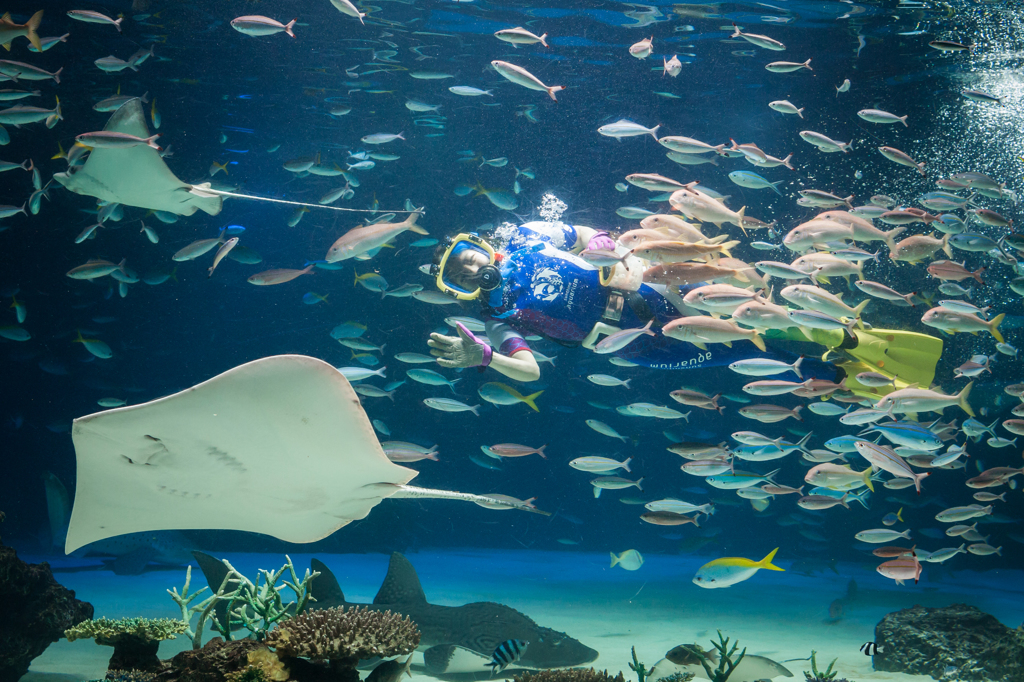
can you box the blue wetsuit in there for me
[479,222,770,370]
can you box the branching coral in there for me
[676,632,746,682]
[168,556,319,649]
[214,556,319,643]
[265,606,420,665]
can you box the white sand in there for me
[24,549,1024,682]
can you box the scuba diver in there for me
[426,218,942,394]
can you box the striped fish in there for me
[489,639,529,673]
[853,441,929,494]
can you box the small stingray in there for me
[65,355,536,554]
[52,98,222,217]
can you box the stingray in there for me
[65,355,538,555]
[194,550,599,674]
[51,98,222,216]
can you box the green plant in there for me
[803,650,838,682]
[628,646,648,682]
[677,632,746,682]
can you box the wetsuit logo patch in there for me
[530,268,564,302]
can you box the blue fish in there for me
[728,170,784,196]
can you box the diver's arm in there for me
[488,349,541,382]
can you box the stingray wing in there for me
[52,98,222,216]
[65,355,417,553]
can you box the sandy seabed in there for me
[22,549,1024,682]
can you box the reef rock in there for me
[0,533,95,682]
[873,603,1024,681]
[156,638,262,682]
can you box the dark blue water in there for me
[1,0,1022,583]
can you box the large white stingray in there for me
[52,98,222,217]
[65,355,527,554]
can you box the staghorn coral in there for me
[511,669,627,682]
[66,617,188,672]
[265,606,419,664]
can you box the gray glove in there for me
[428,323,492,369]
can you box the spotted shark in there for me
[194,551,598,676]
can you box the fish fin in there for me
[957,381,975,418]
[862,467,874,492]
[749,332,766,352]
[759,547,785,571]
[989,313,1005,344]
[522,390,543,412]
[610,552,618,568]
[792,355,804,379]
[26,10,43,52]
[373,552,428,605]
[692,341,708,350]
[853,299,870,317]
[309,558,347,604]
[722,341,733,348]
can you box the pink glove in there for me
[456,322,493,367]
[588,231,617,252]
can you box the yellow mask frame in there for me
[433,232,496,301]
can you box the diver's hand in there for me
[588,231,617,252]
[428,323,492,368]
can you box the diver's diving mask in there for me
[431,232,502,301]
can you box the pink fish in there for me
[487,443,547,459]
[247,265,313,286]
[325,212,426,262]
[876,552,921,585]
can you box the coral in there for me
[157,637,263,682]
[66,617,189,643]
[0,525,94,682]
[873,603,1024,681]
[168,565,238,650]
[105,670,159,682]
[218,556,318,642]
[224,648,289,682]
[803,650,839,682]
[265,606,420,664]
[511,669,627,682]
[654,674,695,682]
[66,617,188,672]
[629,646,648,682]
[674,632,746,682]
